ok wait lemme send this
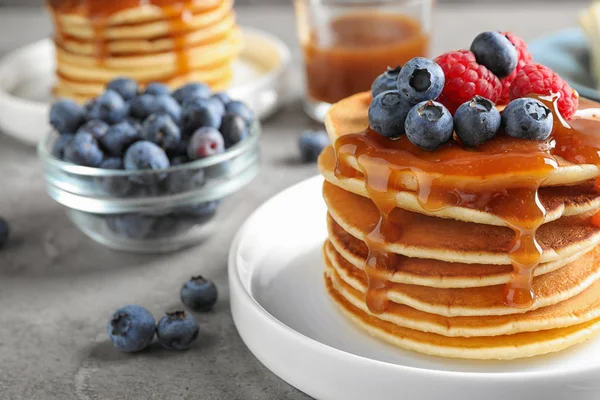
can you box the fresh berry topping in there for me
[99,157,124,170]
[453,96,501,147]
[298,130,330,162]
[434,50,502,114]
[107,77,138,101]
[77,119,110,141]
[172,83,211,104]
[152,95,182,123]
[100,120,140,157]
[509,63,578,120]
[368,90,413,139]
[220,113,249,148]
[405,100,454,151]
[0,217,9,251]
[502,98,554,140]
[88,90,128,124]
[156,311,199,350]
[63,131,105,167]
[225,100,254,126]
[124,141,170,184]
[52,133,74,159]
[371,65,402,98]
[397,57,444,103]
[49,99,85,134]
[498,32,533,104]
[470,32,518,78]
[141,113,181,150]
[107,305,155,352]
[187,127,225,160]
[181,276,218,312]
[182,98,224,135]
[129,94,156,121]
[144,82,170,96]
[211,92,232,107]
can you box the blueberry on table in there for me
[124,141,170,184]
[172,82,212,104]
[141,113,181,151]
[187,127,225,160]
[63,132,105,167]
[220,113,249,148]
[470,31,518,78]
[371,65,402,98]
[77,119,110,141]
[405,100,454,151]
[144,82,171,96]
[368,90,413,139]
[49,99,85,134]
[454,96,501,147]
[107,305,155,352]
[156,311,199,350]
[225,100,254,126]
[100,120,140,157]
[52,133,74,159]
[182,98,223,134]
[397,57,445,103]
[152,94,182,123]
[502,98,554,140]
[107,77,139,101]
[129,94,157,121]
[88,90,128,124]
[0,217,9,250]
[298,130,330,163]
[181,276,218,312]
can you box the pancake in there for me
[324,182,600,265]
[325,241,600,317]
[326,275,600,359]
[51,0,234,40]
[328,221,595,288]
[56,12,237,56]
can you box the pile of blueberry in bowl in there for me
[38,78,260,253]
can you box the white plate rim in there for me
[228,175,600,385]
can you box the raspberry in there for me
[434,50,502,114]
[497,32,533,104]
[509,63,579,120]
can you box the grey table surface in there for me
[0,3,588,400]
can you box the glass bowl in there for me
[37,125,261,253]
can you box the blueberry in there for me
[156,311,199,350]
[187,127,225,160]
[0,217,9,250]
[225,101,254,126]
[163,169,205,194]
[124,141,170,184]
[368,90,413,139]
[470,32,518,78]
[153,95,181,123]
[179,201,219,222]
[107,77,138,101]
[397,57,444,103]
[181,276,218,312]
[88,90,128,124]
[371,66,402,98]
[220,113,248,148]
[99,157,123,169]
[172,83,211,104]
[454,96,501,147]
[405,100,454,151]
[182,98,223,134]
[502,98,554,140]
[144,82,170,96]
[211,92,232,107]
[170,156,189,166]
[166,140,189,159]
[207,96,226,118]
[106,214,157,239]
[77,119,110,141]
[49,99,85,134]
[96,174,132,196]
[129,94,156,121]
[63,132,104,167]
[298,130,330,163]
[52,133,74,159]
[140,113,181,150]
[100,120,139,157]
[107,305,155,352]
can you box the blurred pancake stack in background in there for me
[46,0,243,102]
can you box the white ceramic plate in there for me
[0,27,291,145]
[229,176,600,400]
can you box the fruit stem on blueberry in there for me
[409,69,432,93]
[418,101,443,122]
[167,310,188,321]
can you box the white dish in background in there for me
[0,27,291,146]
[229,176,600,400]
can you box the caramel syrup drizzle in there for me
[333,95,600,314]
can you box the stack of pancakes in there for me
[46,0,243,102]
[318,92,600,360]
